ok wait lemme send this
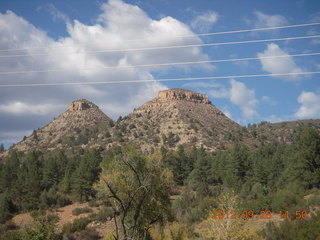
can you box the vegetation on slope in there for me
[0,127,319,239]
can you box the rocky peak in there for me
[154,88,211,104]
[67,99,98,112]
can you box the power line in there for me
[0,34,319,59]
[0,52,319,75]
[1,71,319,87]
[0,22,319,53]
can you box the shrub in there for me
[75,228,100,240]
[70,217,91,233]
[260,210,320,240]
[72,207,93,216]
[88,200,100,208]
[89,207,113,222]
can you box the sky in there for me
[0,0,319,147]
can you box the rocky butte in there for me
[2,88,320,159]
[1,99,113,156]
[67,99,96,112]
[155,88,211,104]
[122,88,251,151]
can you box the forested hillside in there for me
[0,127,319,239]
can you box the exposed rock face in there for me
[155,88,211,104]
[67,99,95,112]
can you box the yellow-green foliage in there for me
[150,222,194,240]
[197,191,248,240]
[96,145,174,239]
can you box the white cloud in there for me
[0,102,63,115]
[295,91,320,119]
[230,79,258,120]
[46,3,70,23]
[191,11,218,33]
[253,11,288,28]
[312,39,320,45]
[183,81,223,89]
[265,114,284,123]
[185,79,258,120]
[0,130,33,143]
[262,96,277,106]
[222,107,232,119]
[208,87,230,99]
[258,43,304,80]
[183,81,230,99]
[310,12,320,23]
[0,0,211,142]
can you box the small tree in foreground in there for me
[98,145,173,240]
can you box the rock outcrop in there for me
[155,88,211,104]
[67,99,95,112]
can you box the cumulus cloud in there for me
[230,79,258,120]
[262,96,277,106]
[0,102,63,115]
[0,0,211,143]
[222,107,232,119]
[45,3,70,23]
[185,79,258,121]
[191,11,218,33]
[295,91,320,119]
[253,11,288,28]
[258,43,304,80]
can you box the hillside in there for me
[252,119,320,144]
[1,88,320,159]
[1,99,114,157]
[1,89,320,240]
[119,88,256,151]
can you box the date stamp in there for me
[211,210,309,220]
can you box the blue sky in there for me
[0,0,319,146]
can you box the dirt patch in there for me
[53,202,94,229]
[10,202,115,237]
[12,213,34,227]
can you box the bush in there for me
[0,230,23,240]
[89,207,113,222]
[88,200,100,208]
[24,213,62,240]
[0,221,19,235]
[71,217,91,233]
[260,210,320,240]
[74,228,100,240]
[72,207,93,216]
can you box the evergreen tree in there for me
[0,151,20,193]
[189,148,211,196]
[295,127,320,188]
[18,152,43,210]
[72,150,102,201]
[0,191,14,223]
[0,143,4,152]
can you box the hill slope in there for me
[118,88,256,151]
[2,89,320,157]
[2,99,114,156]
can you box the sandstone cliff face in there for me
[67,99,95,112]
[155,88,211,104]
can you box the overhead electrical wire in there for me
[0,52,319,75]
[0,22,319,53]
[1,71,319,88]
[0,34,319,58]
